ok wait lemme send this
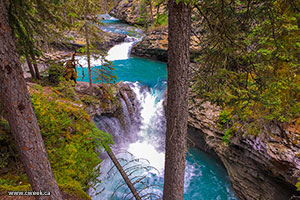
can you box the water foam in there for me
[105,37,136,61]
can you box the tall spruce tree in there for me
[163,0,191,199]
[0,0,62,199]
[66,0,116,87]
[192,0,299,134]
[7,0,70,79]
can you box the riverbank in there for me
[0,80,133,200]
[108,1,300,198]
[187,98,300,200]
[22,29,126,79]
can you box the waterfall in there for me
[94,88,141,150]
[76,56,105,68]
[91,81,200,199]
[105,37,138,61]
[94,116,125,147]
[88,15,237,200]
[90,82,166,199]
[76,36,140,68]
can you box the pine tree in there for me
[163,0,191,199]
[7,0,70,79]
[67,0,116,87]
[191,0,299,134]
[0,0,63,199]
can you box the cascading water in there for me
[78,15,237,200]
[106,37,138,61]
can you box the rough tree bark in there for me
[149,0,153,21]
[103,0,108,13]
[84,10,92,88]
[30,53,41,80]
[163,0,191,199]
[0,1,63,199]
[26,57,36,79]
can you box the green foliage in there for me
[80,95,98,105]
[297,178,300,191]
[30,89,113,190]
[0,185,31,194]
[0,120,17,169]
[48,61,65,85]
[192,0,300,135]
[138,0,154,25]
[154,13,168,26]
[7,0,71,60]
[58,183,91,200]
[0,119,28,186]
[222,128,233,145]
[54,79,77,100]
[176,0,196,5]
[0,87,113,193]
[0,122,11,169]
[218,110,232,125]
[218,110,234,144]
[93,59,117,84]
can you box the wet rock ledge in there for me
[74,82,135,118]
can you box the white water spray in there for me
[105,37,137,61]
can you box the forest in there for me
[0,0,299,200]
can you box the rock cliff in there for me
[109,0,163,25]
[109,0,144,25]
[131,28,201,62]
[75,81,135,119]
[131,28,168,61]
[188,97,300,200]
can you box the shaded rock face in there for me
[109,0,144,25]
[188,99,300,200]
[131,28,168,62]
[75,81,136,119]
[75,81,140,149]
[94,32,127,51]
[131,28,201,62]
[109,0,166,26]
[51,31,126,53]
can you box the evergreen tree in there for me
[67,0,116,87]
[7,0,70,79]
[192,0,299,135]
[0,0,63,199]
[163,0,191,199]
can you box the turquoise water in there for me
[185,148,237,199]
[82,17,237,200]
[78,57,237,199]
[99,15,143,37]
[77,57,167,88]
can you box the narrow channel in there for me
[77,15,237,200]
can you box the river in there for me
[76,14,237,200]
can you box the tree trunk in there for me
[26,57,36,79]
[149,0,154,21]
[163,0,191,199]
[84,11,92,88]
[104,0,108,13]
[107,150,141,200]
[30,53,41,79]
[0,1,63,199]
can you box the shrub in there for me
[48,61,65,85]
